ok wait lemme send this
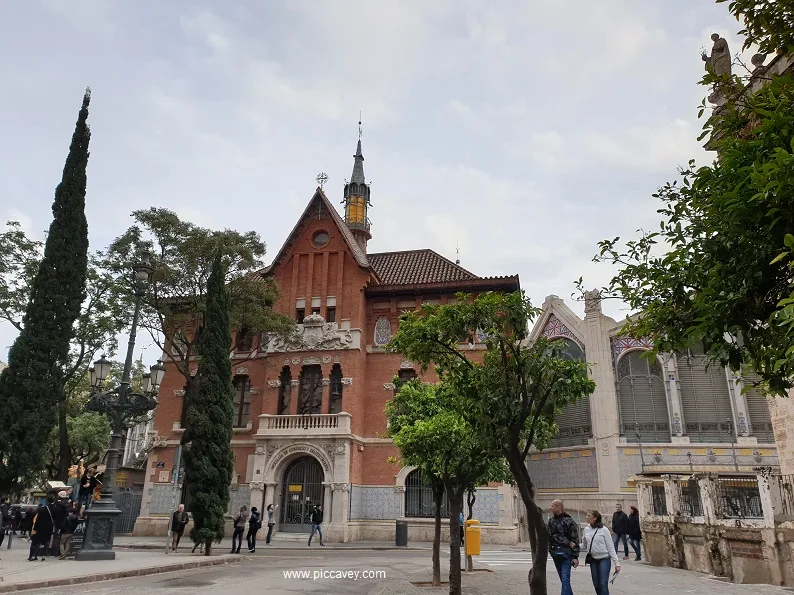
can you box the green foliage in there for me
[103,208,293,409]
[183,254,235,549]
[0,90,92,493]
[44,412,110,478]
[717,0,794,55]
[589,71,794,396]
[389,291,595,594]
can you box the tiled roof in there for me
[368,249,479,286]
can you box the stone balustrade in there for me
[257,412,352,436]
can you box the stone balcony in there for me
[256,412,352,437]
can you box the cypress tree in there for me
[0,90,91,495]
[182,253,235,555]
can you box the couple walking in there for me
[547,499,621,595]
[230,503,278,553]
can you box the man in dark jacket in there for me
[59,508,79,559]
[611,503,630,560]
[547,500,579,595]
[307,504,324,547]
[628,505,642,561]
[247,507,261,553]
[170,504,189,552]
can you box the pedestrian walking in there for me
[628,505,642,561]
[265,503,277,545]
[547,499,579,595]
[170,504,189,552]
[50,492,68,556]
[247,507,261,552]
[459,511,465,546]
[59,508,79,559]
[28,498,55,562]
[583,510,620,595]
[230,505,248,554]
[307,504,324,547]
[611,503,630,560]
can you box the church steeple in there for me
[343,119,371,252]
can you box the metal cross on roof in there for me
[316,172,328,188]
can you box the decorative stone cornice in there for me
[341,378,353,386]
[268,380,281,388]
[249,481,265,491]
[173,390,186,397]
[330,482,350,492]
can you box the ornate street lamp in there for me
[77,251,161,561]
[634,423,646,472]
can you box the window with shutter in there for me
[676,351,734,442]
[548,339,592,448]
[617,350,670,443]
[742,371,775,443]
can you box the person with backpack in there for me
[230,505,248,554]
[247,507,261,553]
[582,510,621,595]
[59,508,79,559]
[307,504,324,547]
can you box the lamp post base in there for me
[75,494,122,561]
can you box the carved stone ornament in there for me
[399,360,414,370]
[255,444,266,455]
[249,481,265,491]
[335,443,346,456]
[292,357,301,365]
[322,355,332,363]
[88,517,113,549]
[173,389,186,397]
[250,388,261,395]
[333,355,341,363]
[394,485,406,493]
[341,378,352,386]
[268,380,281,388]
[283,359,290,365]
[152,435,169,449]
[584,289,602,315]
[303,357,322,365]
[272,314,355,352]
[266,444,279,456]
[321,379,330,386]
[235,366,249,375]
[290,380,300,387]
[383,383,395,390]
[321,442,336,460]
[330,482,350,492]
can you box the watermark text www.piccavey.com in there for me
[283,569,386,580]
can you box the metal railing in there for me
[652,484,668,515]
[679,479,704,517]
[779,474,794,517]
[715,477,763,519]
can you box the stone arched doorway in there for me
[279,455,325,533]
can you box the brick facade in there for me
[133,140,522,543]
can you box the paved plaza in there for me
[2,543,781,595]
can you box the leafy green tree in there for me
[182,254,235,556]
[44,412,110,479]
[104,208,292,430]
[0,222,128,481]
[717,0,794,55]
[588,68,794,396]
[390,292,595,595]
[0,90,92,494]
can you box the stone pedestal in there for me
[75,499,122,561]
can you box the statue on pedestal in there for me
[702,34,733,104]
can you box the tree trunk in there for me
[432,481,443,586]
[507,452,548,595]
[57,398,71,482]
[466,489,475,572]
[447,485,464,595]
[205,540,211,556]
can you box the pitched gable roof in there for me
[368,249,478,286]
[261,188,372,275]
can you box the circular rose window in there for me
[312,231,329,248]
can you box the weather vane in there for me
[316,172,328,188]
[358,111,362,140]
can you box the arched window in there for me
[393,368,417,396]
[548,339,592,448]
[299,365,323,414]
[277,367,291,415]
[405,469,450,518]
[676,349,734,442]
[374,316,391,346]
[617,350,670,443]
[329,364,343,414]
[742,371,775,443]
[232,375,251,428]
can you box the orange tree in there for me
[389,292,594,595]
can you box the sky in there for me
[0,0,757,366]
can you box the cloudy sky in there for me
[0,1,754,364]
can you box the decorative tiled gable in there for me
[542,314,583,349]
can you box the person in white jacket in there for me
[582,510,621,595]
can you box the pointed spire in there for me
[350,117,365,184]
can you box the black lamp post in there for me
[76,251,165,561]
[635,423,646,472]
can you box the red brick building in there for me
[134,138,522,542]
